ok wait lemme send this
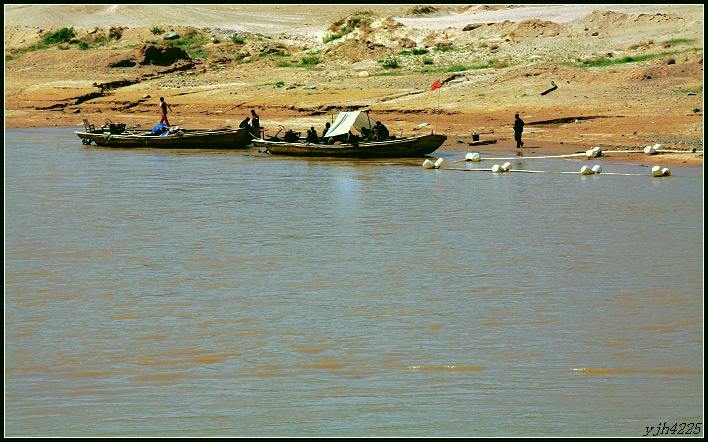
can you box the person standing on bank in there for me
[158,97,173,126]
[514,113,525,148]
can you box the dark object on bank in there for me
[541,81,558,96]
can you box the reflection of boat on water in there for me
[75,119,254,149]
[254,111,446,158]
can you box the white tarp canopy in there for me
[324,111,375,138]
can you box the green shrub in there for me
[692,108,701,113]
[42,27,75,44]
[300,57,320,66]
[422,57,433,65]
[412,48,428,55]
[78,42,89,50]
[667,58,676,65]
[382,56,399,68]
[231,36,244,44]
[151,27,163,35]
[169,34,209,50]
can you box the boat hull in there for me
[76,127,255,149]
[254,134,446,158]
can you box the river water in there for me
[5,128,704,437]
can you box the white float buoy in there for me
[644,145,656,155]
[586,149,596,158]
[492,164,503,173]
[652,165,662,176]
[465,152,481,162]
[501,162,512,171]
[661,167,671,176]
[653,143,663,151]
[592,146,602,156]
[434,157,445,169]
[580,165,593,175]
[591,164,602,174]
[422,159,435,169]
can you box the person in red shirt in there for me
[250,109,260,129]
[158,97,173,125]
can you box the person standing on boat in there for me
[249,109,260,138]
[158,97,173,126]
[513,113,525,148]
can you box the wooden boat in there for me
[254,134,446,158]
[76,119,255,149]
[253,111,446,158]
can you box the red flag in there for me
[431,79,441,91]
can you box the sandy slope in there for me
[4,4,704,166]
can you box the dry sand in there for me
[4,4,704,166]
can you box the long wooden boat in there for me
[254,110,446,158]
[254,133,446,158]
[76,125,255,149]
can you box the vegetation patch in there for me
[434,44,454,52]
[323,10,375,43]
[300,56,321,66]
[662,38,696,46]
[381,56,400,69]
[42,27,75,44]
[575,53,659,67]
[5,43,50,61]
[166,32,210,51]
[407,6,438,15]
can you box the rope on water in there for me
[450,153,585,163]
[425,159,670,177]
[441,167,645,176]
[451,149,701,164]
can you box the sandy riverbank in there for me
[4,4,704,167]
